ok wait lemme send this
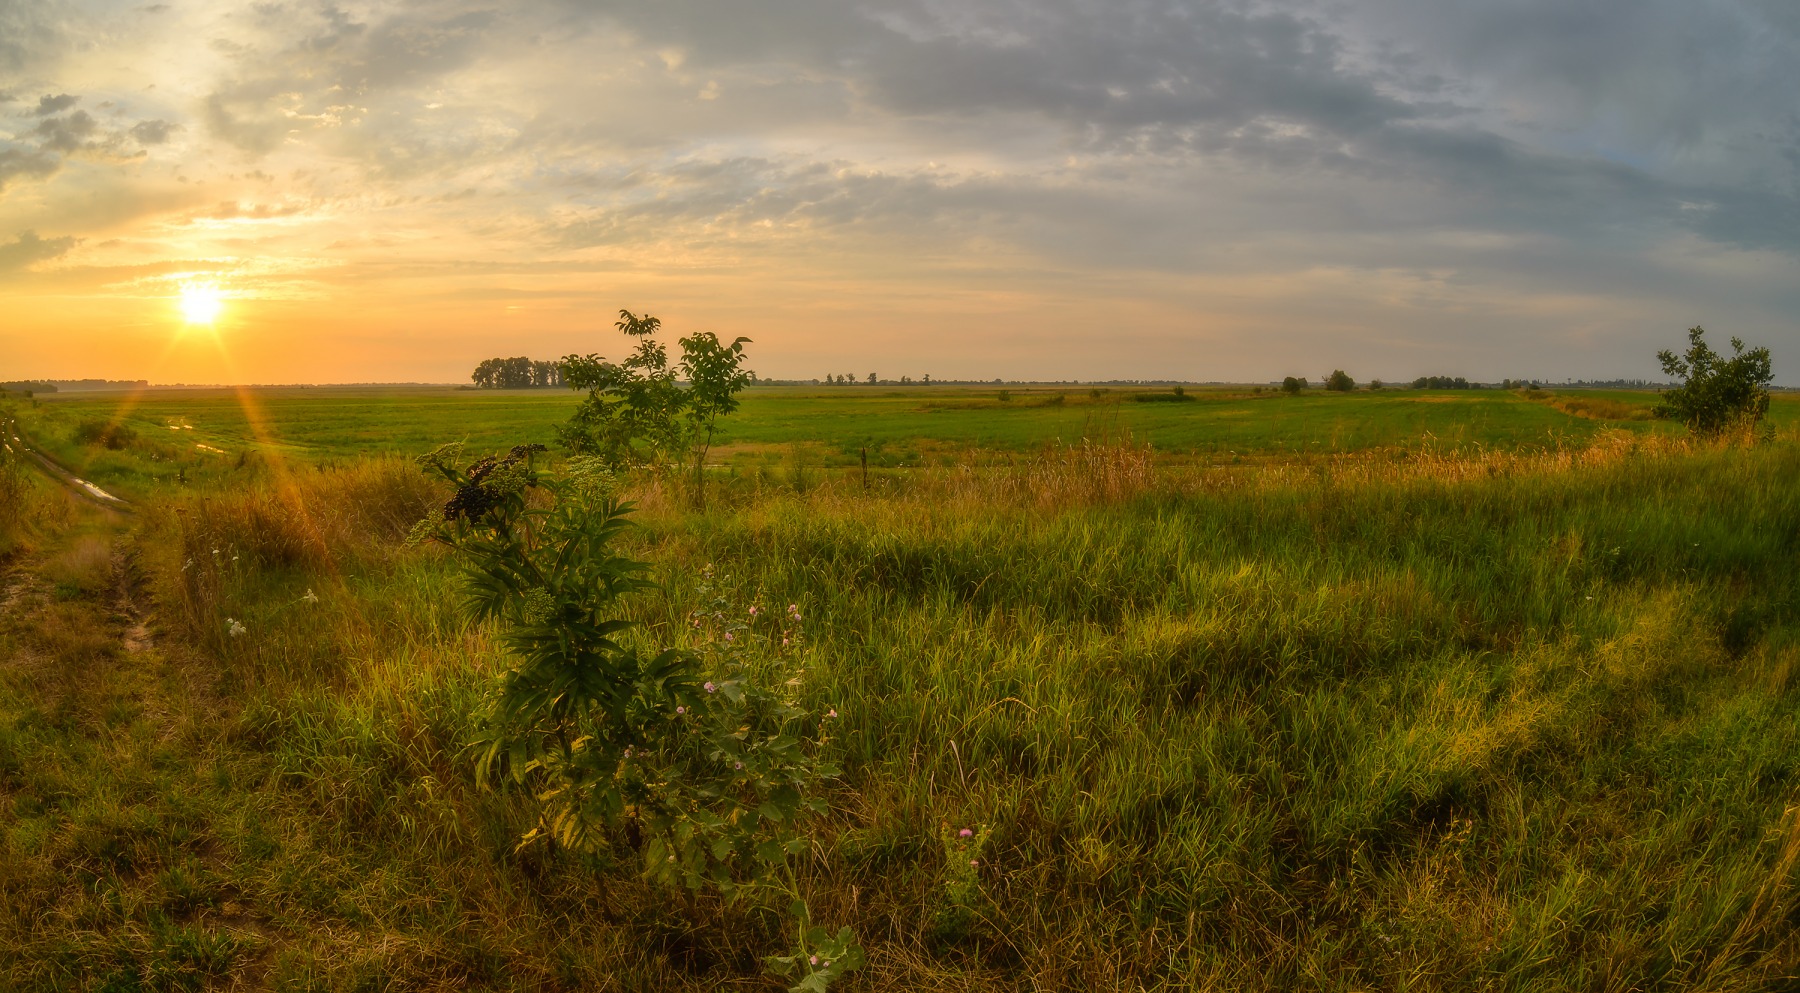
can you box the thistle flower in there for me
[959,828,973,838]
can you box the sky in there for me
[1,0,1797,385]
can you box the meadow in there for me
[2,385,1799,991]
[24,383,1799,504]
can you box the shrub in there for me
[1281,376,1306,395]
[412,444,859,989]
[1325,370,1355,392]
[1655,326,1774,437]
[73,418,136,450]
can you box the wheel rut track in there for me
[3,414,135,513]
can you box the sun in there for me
[179,282,224,325]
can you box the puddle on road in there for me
[72,477,124,503]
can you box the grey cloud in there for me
[0,229,77,272]
[130,118,177,144]
[0,142,59,191]
[202,3,502,155]
[30,109,98,152]
[29,92,78,116]
[0,0,66,75]
[566,0,1800,257]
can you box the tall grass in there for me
[9,434,1799,989]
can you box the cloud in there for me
[0,229,77,273]
[0,143,59,192]
[29,92,79,116]
[0,0,66,75]
[199,3,502,156]
[29,110,98,153]
[129,119,177,144]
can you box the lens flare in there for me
[179,282,224,324]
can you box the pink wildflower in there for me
[959,828,972,838]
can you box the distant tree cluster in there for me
[1411,376,1475,389]
[1280,376,1306,394]
[1324,370,1355,392]
[471,357,563,389]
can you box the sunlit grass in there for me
[5,387,1799,989]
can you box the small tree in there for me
[559,310,753,509]
[1281,376,1305,395]
[558,311,688,469]
[1325,370,1354,392]
[1655,326,1773,437]
[678,330,753,511]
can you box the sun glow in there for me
[179,282,224,324]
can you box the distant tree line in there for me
[1412,375,1474,389]
[471,357,563,389]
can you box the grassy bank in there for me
[4,423,1797,989]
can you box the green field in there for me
[21,385,1799,503]
[3,386,1799,990]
